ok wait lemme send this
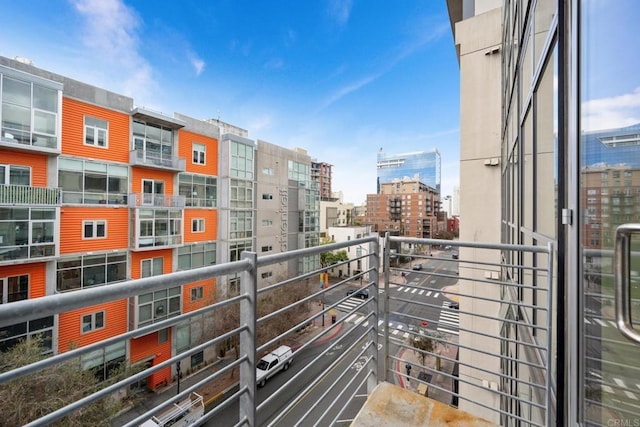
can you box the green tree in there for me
[0,337,128,426]
[411,332,447,371]
[320,250,348,268]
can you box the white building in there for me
[326,226,372,280]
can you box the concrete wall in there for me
[455,5,503,423]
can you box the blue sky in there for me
[0,0,461,204]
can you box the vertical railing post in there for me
[239,251,257,426]
[368,237,380,392]
[383,233,391,382]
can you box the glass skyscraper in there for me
[376,149,441,194]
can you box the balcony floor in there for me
[352,382,497,427]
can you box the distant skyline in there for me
[0,0,462,203]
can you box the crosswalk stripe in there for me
[397,287,405,292]
[404,287,411,293]
[346,314,358,323]
[434,293,440,298]
[584,318,591,324]
[411,288,417,294]
[625,390,638,400]
[419,290,424,295]
[426,291,432,297]
[602,385,614,393]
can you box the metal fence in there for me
[0,235,553,426]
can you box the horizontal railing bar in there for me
[392,339,548,392]
[325,368,373,427]
[386,363,546,425]
[0,260,251,328]
[389,236,551,254]
[0,293,246,384]
[260,317,372,420]
[294,344,374,427]
[124,355,247,427]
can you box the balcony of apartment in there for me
[128,193,186,209]
[0,236,555,426]
[1,129,61,156]
[129,148,186,172]
[0,184,61,206]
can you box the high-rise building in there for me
[447,0,640,424]
[311,160,333,201]
[0,56,320,391]
[376,149,441,194]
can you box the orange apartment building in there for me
[0,57,220,390]
[364,178,441,239]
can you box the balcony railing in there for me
[128,193,186,208]
[129,149,186,172]
[0,184,61,205]
[0,236,554,426]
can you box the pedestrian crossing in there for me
[437,301,460,336]
[584,316,620,328]
[336,297,369,312]
[336,286,442,312]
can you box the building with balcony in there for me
[0,56,220,389]
[311,160,333,201]
[364,178,441,242]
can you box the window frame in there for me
[83,116,108,148]
[81,311,105,334]
[1,274,29,304]
[83,220,107,239]
[192,143,206,165]
[190,286,204,302]
[192,218,205,233]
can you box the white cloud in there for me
[189,53,206,76]
[328,0,353,27]
[70,0,156,99]
[317,73,380,112]
[582,87,640,132]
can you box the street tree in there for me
[0,337,127,426]
[320,250,348,268]
[411,332,447,371]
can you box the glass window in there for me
[84,116,108,147]
[1,275,28,304]
[1,75,59,147]
[83,220,106,239]
[193,143,205,164]
[82,311,105,333]
[178,242,216,270]
[56,253,127,292]
[0,164,30,185]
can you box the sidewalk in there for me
[112,303,345,426]
[394,335,459,406]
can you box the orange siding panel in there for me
[59,207,129,254]
[130,168,175,194]
[130,331,172,390]
[0,263,46,299]
[183,279,217,313]
[130,249,173,279]
[61,98,130,163]
[57,300,128,352]
[183,209,217,243]
[0,150,49,187]
[178,130,218,176]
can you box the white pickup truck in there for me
[139,392,204,427]
[256,345,293,387]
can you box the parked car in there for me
[256,345,293,387]
[452,253,459,259]
[412,263,422,270]
[346,288,369,299]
